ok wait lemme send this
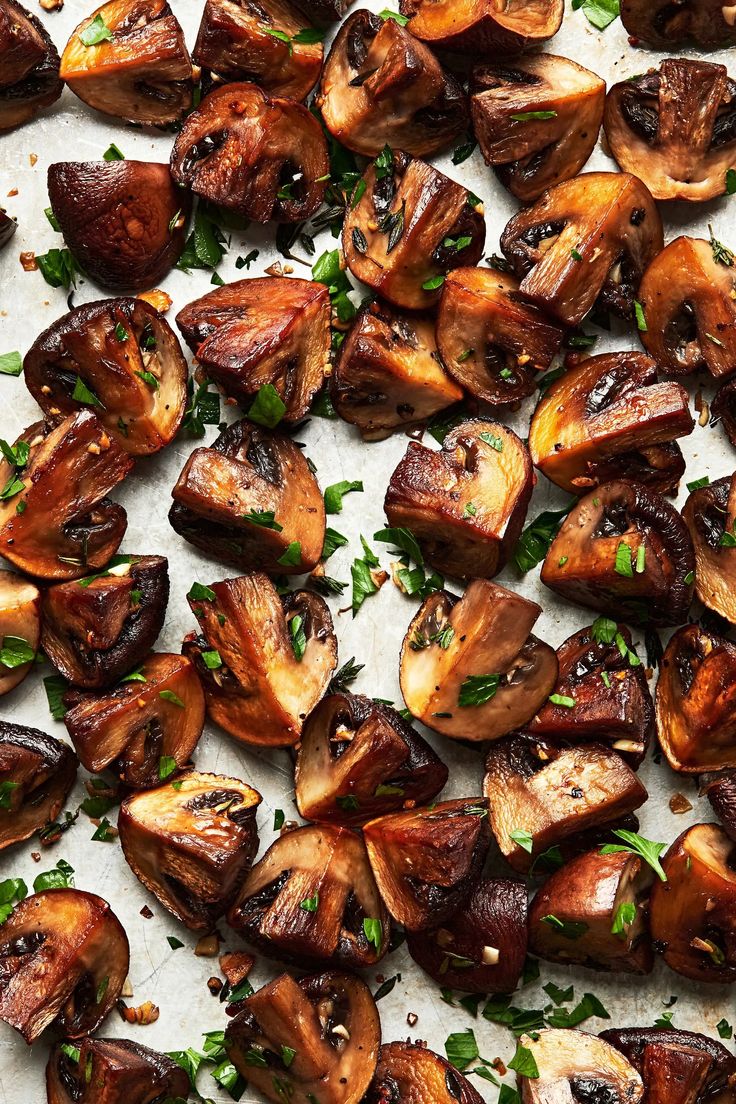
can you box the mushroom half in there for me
[601,1026,736,1104]
[682,473,736,625]
[0,0,62,130]
[513,1029,643,1104]
[46,1037,191,1104]
[365,1043,485,1104]
[620,0,736,47]
[0,570,40,698]
[0,723,78,851]
[398,0,563,53]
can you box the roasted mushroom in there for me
[170,82,328,223]
[601,1026,736,1104]
[471,55,605,204]
[60,0,193,126]
[227,824,389,967]
[63,652,205,787]
[649,822,736,983]
[365,1042,485,1104]
[0,207,16,249]
[0,723,77,851]
[513,1029,643,1104]
[436,267,565,405]
[529,351,693,497]
[362,798,490,931]
[342,150,485,311]
[541,481,695,627]
[500,172,663,327]
[183,573,337,747]
[170,421,325,575]
[683,475,736,624]
[331,300,463,440]
[25,298,188,453]
[0,889,129,1043]
[292,0,352,22]
[47,1037,191,1104]
[399,580,558,743]
[620,0,736,48]
[384,420,533,579]
[0,0,62,130]
[119,770,261,930]
[0,411,132,581]
[398,0,563,53]
[702,770,736,842]
[0,570,40,698]
[483,734,647,873]
[294,692,448,824]
[175,277,330,421]
[316,10,467,158]
[226,971,380,1104]
[713,374,736,449]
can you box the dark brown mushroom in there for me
[0,411,132,581]
[170,81,328,223]
[0,570,40,698]
[500,171,663,327]
[0,0,62,131]
[0,888,129,1043]
[399,579,558,743]
[541,480,695,627]
[342,150,485,311]
[601,1026,736,1104]
[701,770,736,841]
[47,1037,191,1104]
[682,474,736,624]
[0,723,77,851]
[620,0,736,48]
[0,207,16,249]
[63,652,205,787]
[365,1042,485,1104]
[398,0,563,53]
[471,54,605,204]
[60,0,193,126]
[513,1029,644,1104]
[175,277,330,422]
[292,0,352,22]
[183,573,337,747]
[713,375,736,449]
[294,692,448,824]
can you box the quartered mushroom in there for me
[25,298,188,454]
[170,421,325,575]
[63,652,205,787]
[529,351,693,497]
[316,9,467,158]
[399,579,558,743]
[0,723,77,850]
[437,267,565,406]
[226,971,380,1104]
[0,207,17,249]
[483,733,647,873]
[601,1026,736,1104]
[46,1037,191,1104]
[471,54,605,204]
[541,480,695,627]
[397,0,563,53]
[513,1029,644,1104]
[365,1042,485,1104]
[0,0,62,130]
[331,300,463,440]
[119,770,262,930]
[46,162,192,294]
[0,411,132,581]
[342,150,485,311]
[60,0,194,126]
[604,59,736,202]
[384,420,534,579]
[620,0,736,48]
[170,81,328,223]
[0,570,40,698]
[294,692,448,824]
[649,822,736,983]
[362,798,490,931]
[701,770,736,841]
[528,848,654,974]
[183,573,337,746]
[0,888,129,1043]
[683,474,736,624]
[500,171,663,327]
[175,277,330,421]
[227,823,389,967]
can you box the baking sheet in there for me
[1,2,735,1100]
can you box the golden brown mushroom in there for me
[366,1043,485,1104]
[601,1026,736,1104]
[0,723,77,851]
[0,0,62,130]
[0,570,40,698]
[682,474,736,624]
[398,0,563,53]
[46,1037,191,1104]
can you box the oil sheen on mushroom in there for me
[365,1043,485,1104]
[683,473,736,625]
[0,723,78,851]
[46,1037,191,1104]
[398,0,564,53]
[601,1025,736,1104]
[0,0,62,131]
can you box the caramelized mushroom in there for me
[25,297,188,453]
[0,207,16,249]
[683,475,736,624]
[0,889,129,1043]
[0,0,62,130]
[399,580,558,742]
[227,824,389,967]
[529,351,693,496]
[47,1037,191,1104]
[226,971,380,1104]
[500,172,663,327]
[63,652,205,787]
[60,0,193,126]
[292,0,352,22]
[119,770,261,930]
[294,692,448,824]
[649,822,736,983]
[620,0,736,48]
[483,734,647,873]
[175,277,330,421]
[604,60,736,202]
[366,1042,485,1104]
[0,411,132,581]
[513,1029,643,1104]
[471,55,605,204]
[0,723,77,850]
[384,420,533,579]
[601,1026,736,1104]
[316,10,467,158]
[170,82,328,223]
[362,798,490,931]
[541,481,695,627]
[183,573,337,747]
[713,375,736,449]
[0,570,40,698]
[342,151,485,311]
[398,0,563,53]
[701,770,736,842]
